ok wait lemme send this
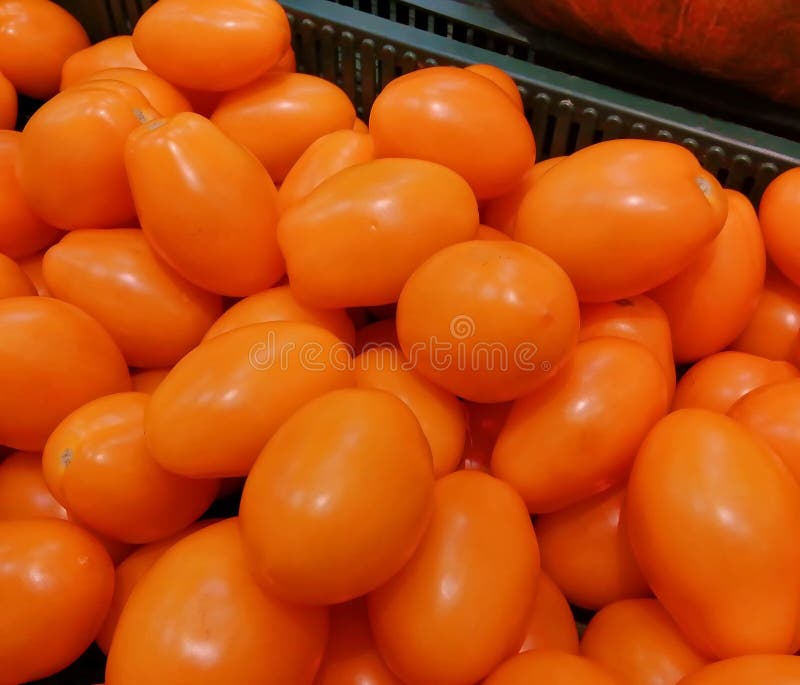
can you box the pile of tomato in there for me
[1,0,800,684]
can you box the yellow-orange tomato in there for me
[17,250,49,295]
[43,228,223,368]
[581,599,709,685]
[278,130,375,212]
[213,73,356,182]
[397,240,579,403]
[279,158,479,308]
[126,112,284,296]
[519,571,580,655]
[515,140,727,302]
[105,519,329,685]
[355,318,400,353]
[649,190,765,362]
[493,337,668,512]
[147,322,354,478]
[204,284,355,346]
[535,486,650,610]
[0,518,113,684]
[355,347,466,478]
[465,63,523,110]
[627,409,800,658]
[0,252,35,298]
[0,0,89,98]
[370,66,535,200]
[314,599,403,685]
[485,650,625,685]
[677,655,800,685]
[0,70,16,129]
[79,67,192,116]
[0,131,59,259]
[368,471,539,685]
[60,35,146,89]
[240,388,434,604]
[0,297,130,450]
[43,393,219,545]
[132,0,290,91]
[19,82,158,230]
[672,350,798,413]
[475,224,512,240]
[0,451,67,521]
[760,168,800,287]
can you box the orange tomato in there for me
[353,117,369,133]
[535,486,650,610]
[19,81,158,230]
[475,224,512,240]
[79,67,192,116]
[240,388,434,604]
[368,471,539,685]
[277,130,375,212]
[132,0,291,91]
[649,190,765,362]
[760,168,800,287]
[397,240,579,403]
[0,518,113,684]
[212,73,357,182]
[60,35,146,89]
[677,655,800,685]
[16,250,49,294]
[204,284,355,346]
[0,69,16,129]
[279,158,479,307]
[370,66,535,200]
[126,112,284,296]
[0,252,35,298]
[146,322,354,478]
[461,400,512,473]
[731,268,800,361]
[672,350,798,413]
[0,451,67,520]
[0,131,59,259]
[484,650,625,685]
[519,571,580,655]
[0,297,130,450]
[43,228,223,368]
[355,318,400,352]
[581,599,709,685]
[493,337,668,512]
[515,140,727,302]
[0,0,89,98]
[105,519,329,685]
[355,347,466,478]
[627,409,800,658]
[314,599,402,685]
[43,392,219,545]
[273,45,296,73]
[465,63,523,110]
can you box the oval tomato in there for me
[484,650,624,685]
[627,409,800,658]
[519,571,580,655]
[60,35,146,89]
[105,519,329,685]
[515,140,727,302]
[760,167,800,287]
[464,63,523,110]
[0,252,35,298]
[0,297,130,450]
[278,159,479,308]
[369,66,535,200]
[0,451,66,521]
[397,240,580,403]
[132,0,290,91]
[0,70,16,129]
[677,655,800,685]
[43,228,223,368]
[79,67,192,116]
[146,322,354,478]
[0,518,113,684]
[368,471,539,685]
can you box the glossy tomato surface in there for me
[0,252,35,298]
[60,35,146,89]
[677,655,800,685]
[79,67,192,116]
[484,650,624,685]
[0,451,67,521]
[465,63,523,109]
[519,571,580,655]
[0,69,16,129]
[760,167,800,287]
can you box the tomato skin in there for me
[212,73,357,182]
[105,519,329,685]
[132,0,291,91]
[580,599,709,685]
[19,83,158,230]
[760,168,800,287]
[0,518,114,685]
[370,66,535,200]
[79,67,192,116]
[460,400,512,473]
[475,224,511,240]
[203,284,356,346]
[397,240,580,403]
[677,655,800,685]
[493,337,668,513]
[0,252,35,298]
[355,347,467,478]
[484,650,624,685]
[0,70,16,129]
[146,322,354,478]
[519,571,580,655]
[627,409,800,659]
[368,471,539,685]
[464,64,523,110]
[672,350,798,413]
[278,130,375,213]
[355,318,400,353]
[17,250,50,295]
[60,35,146,90]
[278,159,479,308]
[126,112,284,297]
[535,486,650,610]
[0,451,67,521]
[649,189,765,362]
[0,296,131,450]
[43,228,223,368]
[515,140,728,302]
[353,117,369,133]
[0,0,89,98]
